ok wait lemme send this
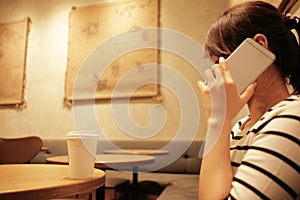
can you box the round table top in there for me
[46,154,155,169]
[103,149,169,155]
[0,164,105,200]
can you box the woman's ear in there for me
[253,34,269,48]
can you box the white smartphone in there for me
[226,38,276,94]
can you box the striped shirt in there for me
[229,95,300,200]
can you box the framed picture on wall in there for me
[0,18,29,108]
[65,0,160,102]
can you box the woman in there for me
[198,1,300,199]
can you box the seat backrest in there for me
[0,136,43,164]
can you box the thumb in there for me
[240,82,257,104]
[197,81,207,92]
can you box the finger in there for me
[212,64,223,81]
[219,57,233,80]
[197,81,207,92]
[204,68,216,85]
[240,82,257,104]
[197,81,211,102]
[219,57,228,70]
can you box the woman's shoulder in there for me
[248,95,300,139]
[256,95,300,124]
[231,95,300,143]
[271,95,300,114]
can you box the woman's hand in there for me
[198,57,257,199]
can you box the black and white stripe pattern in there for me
[228,95,300,200]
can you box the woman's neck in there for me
[245,65,290,128]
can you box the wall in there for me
[230,0,281,6]
[0,0,230,140]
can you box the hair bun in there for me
[285,14,300,30]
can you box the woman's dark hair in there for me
[204,1,300,94]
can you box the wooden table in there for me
[46,154,155,169]
[0,164,105,200]
[103,149,169,155]
[47,154,154,200]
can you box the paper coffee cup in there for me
[66,130,98,179]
